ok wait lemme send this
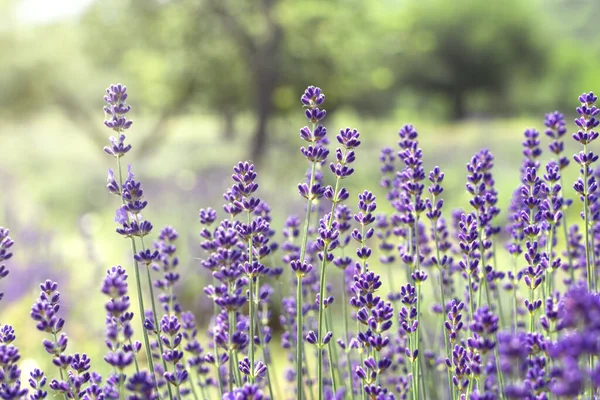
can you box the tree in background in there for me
[394,0,547,119]
[4,0,600,162]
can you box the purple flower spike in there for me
[0,227,14,303]
[103,84,133,133]
[0,327,28,399]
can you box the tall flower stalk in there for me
[573,92,599,292]
[426,166,454,399]
[310,127,360,400]
[102,84,158,388]
[0,228,13,305]
[545,111,573,281]
[295,86,328,399]
[396,124,427,400]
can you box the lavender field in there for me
[5,0,600,399]
[1,81,599,400]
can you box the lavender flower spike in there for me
[294,85,329,400]
[0,227,14,303]
[573,92,599,291]
[102,83,162,395]
[0,326,28,399]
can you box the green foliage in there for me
[3,0,600,127]
[392,0,547,118]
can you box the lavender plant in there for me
[6,84,600,400]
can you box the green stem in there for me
[141,236,174,400]
[493,339,506,400]
[115,157,158,394]
[413,207,425,400]
[492,241,507,329]
[128,338,140,373]
[197,370,209,400]
[212,295,224,397]
[302,340,316,400]
[476,212,492,309]
[233,350,243,388]
[325,309,339,394]
[357,319,366,400]
[584,144,592,292]
[228,309,240,388]
[188,371,199,400]
[317,176,342,400]
[51,332,69,400]
[512,257,519,332]
[341,269,355,400]
[431,213,454,400]
[560,174,575,283]
[297,159,318,400]
[172,362,181,400]
[416,284,422,400]
[247,210,256,384]
[467,255,475,322]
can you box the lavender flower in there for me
[0,228,14,303]
[28,369,47,400]
[30,281,94,399]
[0,325,28,399]
[103,84,160,392]
[573,92,600,291]
[102,266,139,376]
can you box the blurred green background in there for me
[0,0,597,379]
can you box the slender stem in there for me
[584,144,592,292]
[416,283,422,400]
[512,256,519,332]
[357,319,366,400]
[325,309,338,394]
[409,333,417,400]
[317,177,342,400]
[431,212,454,400]
[141,236,174,400]
[560,174,575,283]
[128,338,140,373]
[493,339,506,400]
[476,211,492,309]
[228,309,240,388]
[172,362,181,400]
[233,351,243,388]
[341,267,355,400]
[51,332,69,400]
[115,157,158,394]
[492,242,507,329]
[212,294,224,397]
[246,210,256,384]
[302,340,316,400]
[297,159,318,399]
[529,287,534,333]
[545,223,555,296]
[197,370,209,400]
[261,342,275,400]
[295,274,304,397]
[467,270,475,323]
[412,205,426,400]
[188,370,199,400]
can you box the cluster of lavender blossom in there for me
[2,84,600,400]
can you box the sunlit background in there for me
[1,0,598,379]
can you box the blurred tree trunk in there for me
[208,0,283,166]
[222,109,236,141]
[452,90,467,120]
[249,0,282,166]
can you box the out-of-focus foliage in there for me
[392,0,547,118]
[2,0,600,149]
[6,0,600,162]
